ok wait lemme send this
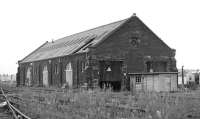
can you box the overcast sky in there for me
[0,0,199,74]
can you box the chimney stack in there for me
[132,13,136,16]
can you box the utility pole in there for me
[182,66,184,88]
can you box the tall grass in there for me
[12,87,200,119]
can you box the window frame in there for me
[135,75,142,84]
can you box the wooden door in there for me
[165,78,171,91]
[42,65,48,87]
[26,67,31,86]
[65,62,73,87]
[146,76,154,91]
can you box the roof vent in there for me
[132,13,136,16]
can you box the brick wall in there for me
[92,16,176,73]
[18,53,86,87]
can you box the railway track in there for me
[2,85,200,119]
[0,87,31,119]
[0,103,13,119]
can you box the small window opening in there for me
[136,75,142,83]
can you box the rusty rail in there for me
[0,88,31,119]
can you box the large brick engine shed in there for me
[17,14,177,92]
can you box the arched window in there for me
[66,62,72,71]
[43,65,48,71]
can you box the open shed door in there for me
[99,61,122,91]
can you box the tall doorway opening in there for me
[99,61,122,91]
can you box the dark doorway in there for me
[195,73,199,85]
[99,81,121,91]
[99,61,122,91]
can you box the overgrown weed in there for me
[14,87,200,119]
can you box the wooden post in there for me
[182,66,184,88]
[130,75,136,95]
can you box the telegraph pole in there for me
[182,66,184,88]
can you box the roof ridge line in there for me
[54,18,128,43]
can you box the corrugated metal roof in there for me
[21,19,128,63]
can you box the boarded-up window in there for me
[154,62,167,72]
[146,61,167,72]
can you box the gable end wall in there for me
[92,16,176,73]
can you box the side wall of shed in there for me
[18,53,86,88]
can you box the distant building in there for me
[178,69,200,85]
[17,14,177,91]
[0,74,16,81]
